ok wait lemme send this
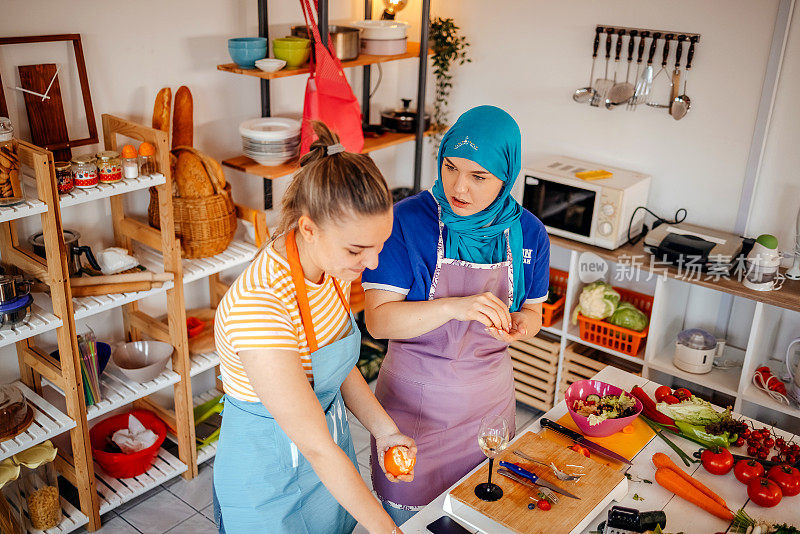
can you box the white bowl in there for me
[361,37,407,56]
[112,341,173,383]
[239,117,301,142]
[352,20,408,40]
[255,58,287,72]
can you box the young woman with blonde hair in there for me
[213,122,415,534]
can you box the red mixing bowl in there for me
[90,409,166,478]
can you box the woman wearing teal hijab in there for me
[362,106,551,524]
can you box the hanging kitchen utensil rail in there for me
[575,25,700,118]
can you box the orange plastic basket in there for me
[576,286,653,357]
[541,268,568,327]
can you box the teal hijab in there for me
[431,105,526,312]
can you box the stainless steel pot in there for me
[291,25,361,61]
[0,275,31,302]
[29,230,101,276]
[380,99,431,133]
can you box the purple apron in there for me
[370,211,517,509]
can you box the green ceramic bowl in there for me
[273,37,310,50]
[273,45,311,68]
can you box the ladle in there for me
[573,27,603,103]
[671,35,697,120]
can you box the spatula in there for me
[631,32,660,110]
[590,28,615,107]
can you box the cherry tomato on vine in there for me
[734,437,745,447]
[537,499,552,511]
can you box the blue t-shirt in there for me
[362,190,550,305]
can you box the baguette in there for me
[152,87,172,134]
[172,86,193,149]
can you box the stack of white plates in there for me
[239,117,301,166]
[353,20,408,55]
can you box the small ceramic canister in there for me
[96,151,122,183]
[71,155,98,188]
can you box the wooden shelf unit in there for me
[217,41,430,80]
[223,128,435,180]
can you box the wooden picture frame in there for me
[0,34,98,152]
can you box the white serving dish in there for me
[239,117,301,142]
[244,153,297,167]
[255,58,287,72]
[361,37,407,56]
[352,20,408,40]
[112,341,173,383]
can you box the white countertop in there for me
[398,365,800,533]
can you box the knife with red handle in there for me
[539,418,633,465]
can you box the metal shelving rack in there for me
[219,0,431,209]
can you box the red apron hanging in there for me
[299,0,364,154]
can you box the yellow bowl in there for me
[273,46,311,68]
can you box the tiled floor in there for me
[77,401,542,534]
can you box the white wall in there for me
[0,1,797,384]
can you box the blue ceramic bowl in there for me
[228,37,268,48]
[228,44,268,68]
[52,341,111,377]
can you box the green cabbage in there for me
[607,301,649,332]
[571,281,620,323]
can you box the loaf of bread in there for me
[172,86,193,149]
[173,149,214,198]
[152,88,172,134]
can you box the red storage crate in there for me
[541,268,568,327]
[576,286,653,357]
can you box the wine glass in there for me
[475,414,509,501]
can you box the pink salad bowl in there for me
[565,379,643,438]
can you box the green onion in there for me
[643,417,698,466]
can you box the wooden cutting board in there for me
[187,307,216,355]
[448,432,625,534]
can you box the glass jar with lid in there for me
[15,441,62,531]
[0,118,23,206]
[0,459,23,534]
[54,161,73,194]
[71,155,98,188]
[96,151,122,183]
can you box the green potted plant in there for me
[429,17,471,151]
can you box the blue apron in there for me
[213,230,360,534]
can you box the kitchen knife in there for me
[498,461,580,500]
[539,418,633,465]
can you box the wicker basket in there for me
[148,148,237,258]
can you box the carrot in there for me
[652,452,728,508]
[654,468,734,521]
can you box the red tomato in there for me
[765,438,775,448]
[734,437,745,447]
[569,444,591,458]
[741,428,751,439]
[747,446,759,456]
[654,386,672,402]
[537,499,552,511]
[674,388,692,401]
[663,395,681,405]
[701,448,734,475]
[767,465,800,497]
[758,450,769,461]
[734,459,765,485]
[747,478,783,508]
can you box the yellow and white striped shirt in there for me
[214,242,352,402]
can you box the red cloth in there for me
[299,0,364,154]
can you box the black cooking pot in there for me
[380,99,431,133]
[29,230,101,276]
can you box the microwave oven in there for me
[520,156,651,250]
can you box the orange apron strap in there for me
[332,278,350,315]
[285,229,318,353]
